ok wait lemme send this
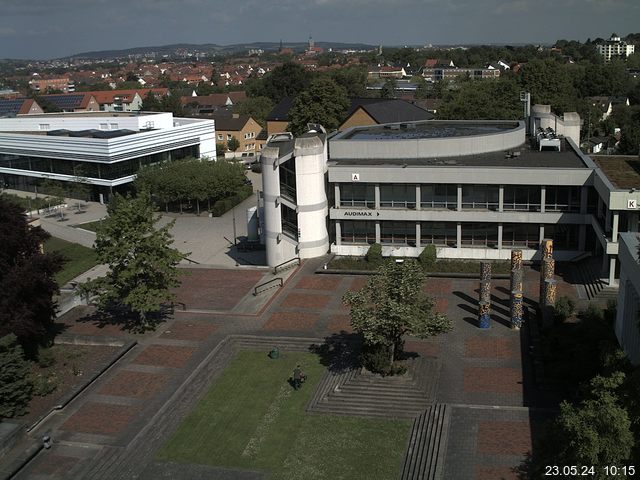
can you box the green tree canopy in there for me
[235,96,274,127]
[287,77,349,135]
[0,334,33,418]
[0,197,63,347]
[80,194,184,328]
[343,260,452,369]
[438,78,522,120]
[246,62,312,103]
[379,78,397,99]
[226,136,240,152]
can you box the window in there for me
[461,223,498,248]
[110,123,118,130]
[340,183,375,208]
[281,204,298,239]
[341,220,376,244]
[421,222,457,247]
[227,134,232,141]
[380,184,415,208]
[502,223,539,248]
[99,123,108,130]
[421,184,457,209]
[503,185,541,211]
[545,186,581,212]
[380,221,416,246]
[39,124,50,131]
[462,185,499,210]
[544,224,579,250]
[217,134,223,141]
[279,158,297,201]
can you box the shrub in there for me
[365,243,383,265]
[418,244,437,266]
[554,296,576,323]
[604,299,617,325]
[360,342,408,376]
[37,349,56,368]
[210,186,253,217]
[30,372,58,396]
[0,334,34,418]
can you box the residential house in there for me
[210,113,262,159]
[181,92,247,116]
[85,88,169,112]
[367,65,407,79]
[588,96,631,121]
[29,76,74,93]
[40,93,100,112]
[0,98,44,117]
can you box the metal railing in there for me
[253,277,283,296]
[274,257,300,274]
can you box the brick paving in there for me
[13,259,579,480]
[99,371,170,399]
[172,268,264,311]
[61,402,140,436]
[27,455,79,476]
[132,344,196,369]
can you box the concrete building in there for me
[422,67,500,82]
[0,111,216,202]
[615,233,640,364]
[260,107,640,285]
[597,33,635,62]
[29,76,74,93]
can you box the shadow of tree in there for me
[76,303,172,333]
[309,332,362,374]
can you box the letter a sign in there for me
[351,173,360,182]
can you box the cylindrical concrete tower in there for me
[293,135,329,260]
[261,142,287,267]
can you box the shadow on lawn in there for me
[309,332,362,374]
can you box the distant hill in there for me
[67,41,378,60]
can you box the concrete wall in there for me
[615,233,640,364]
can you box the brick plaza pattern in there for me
[464,367,523,395]
[99,371,170,399]
[61,402,140,436]
[132,345,196,369]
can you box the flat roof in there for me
[593,155,640,189]
[8,111,159,118]
[330,138,588,169]
[341,121,519,140]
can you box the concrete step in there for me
[310,402,422,419]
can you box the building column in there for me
[415,223,421,248]
[457,185,463,211]
[334,184,341,209]
[539,224,545,243]
[335,221,341,246]
[580,186,588,214]
[497,223,503,249]
[540,186,546,213]
[456,222,462,248]
[498,185,504,212]
[374,184,380,210]
[578,224,586,251]
[375,221,381,244]
[612,211,619,242]
[605,207,611,233]
[602,254,609,277]
[415,185,421,210]
[609,256,617,286]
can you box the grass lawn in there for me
[75,220,102,233]
[43,237,99,285]
[157,351,410,480]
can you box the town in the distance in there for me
[1,27,640,480]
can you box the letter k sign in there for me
[628,199,637,209]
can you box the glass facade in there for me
[420,222,457,246]
[545,186,581,212]
[340,183,375,208]
[0,145,198,182]
[420,184,457,209]
[502,223,539,248]
[341,220,376,244]
[503,185,541,211]
[462,185,499,210]
[544,224,579,250]
[279,158,297,201]
[380,221,415,245]
[380,184,415,208]
[461,223,498,248]
[281,204,298,239]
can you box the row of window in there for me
[339,221,579,250]
[339,184,591,213]
[0,145,199,181]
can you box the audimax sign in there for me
[342,210,380,217]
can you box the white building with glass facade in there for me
[261,109,640,286]
[0,111,216,202]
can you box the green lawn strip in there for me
[75,220,102,232]
[158,350,410,478]
[43,237,99,285]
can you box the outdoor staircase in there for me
[400,404,451,480]
[306,357,439,418]
[572,257,606,301]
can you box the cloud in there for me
[0,26,16,37]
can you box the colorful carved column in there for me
[511,290,524,329]
[540,257,555,308]
[543,278,558,327]
[511,267,524,294]
[478,301,491,329]
[511,249,523,271]
[541,238,553,259]
[480,280,491,303]
[480,261,492,282]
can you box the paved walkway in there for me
[8,259,576,480]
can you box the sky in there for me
[0,0,638,59]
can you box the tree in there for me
[438,77,522,120]
[141,91,161,111]
[532,372,634,478]
[288,77,350,135]
[342,260,452,372]
[80,194,184,328]
[247,62,312,102]
[0,334,33,418]
[226,136,240,152]
[0,197,63,347]
[235,96,274,128]
[380,78,397,99]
